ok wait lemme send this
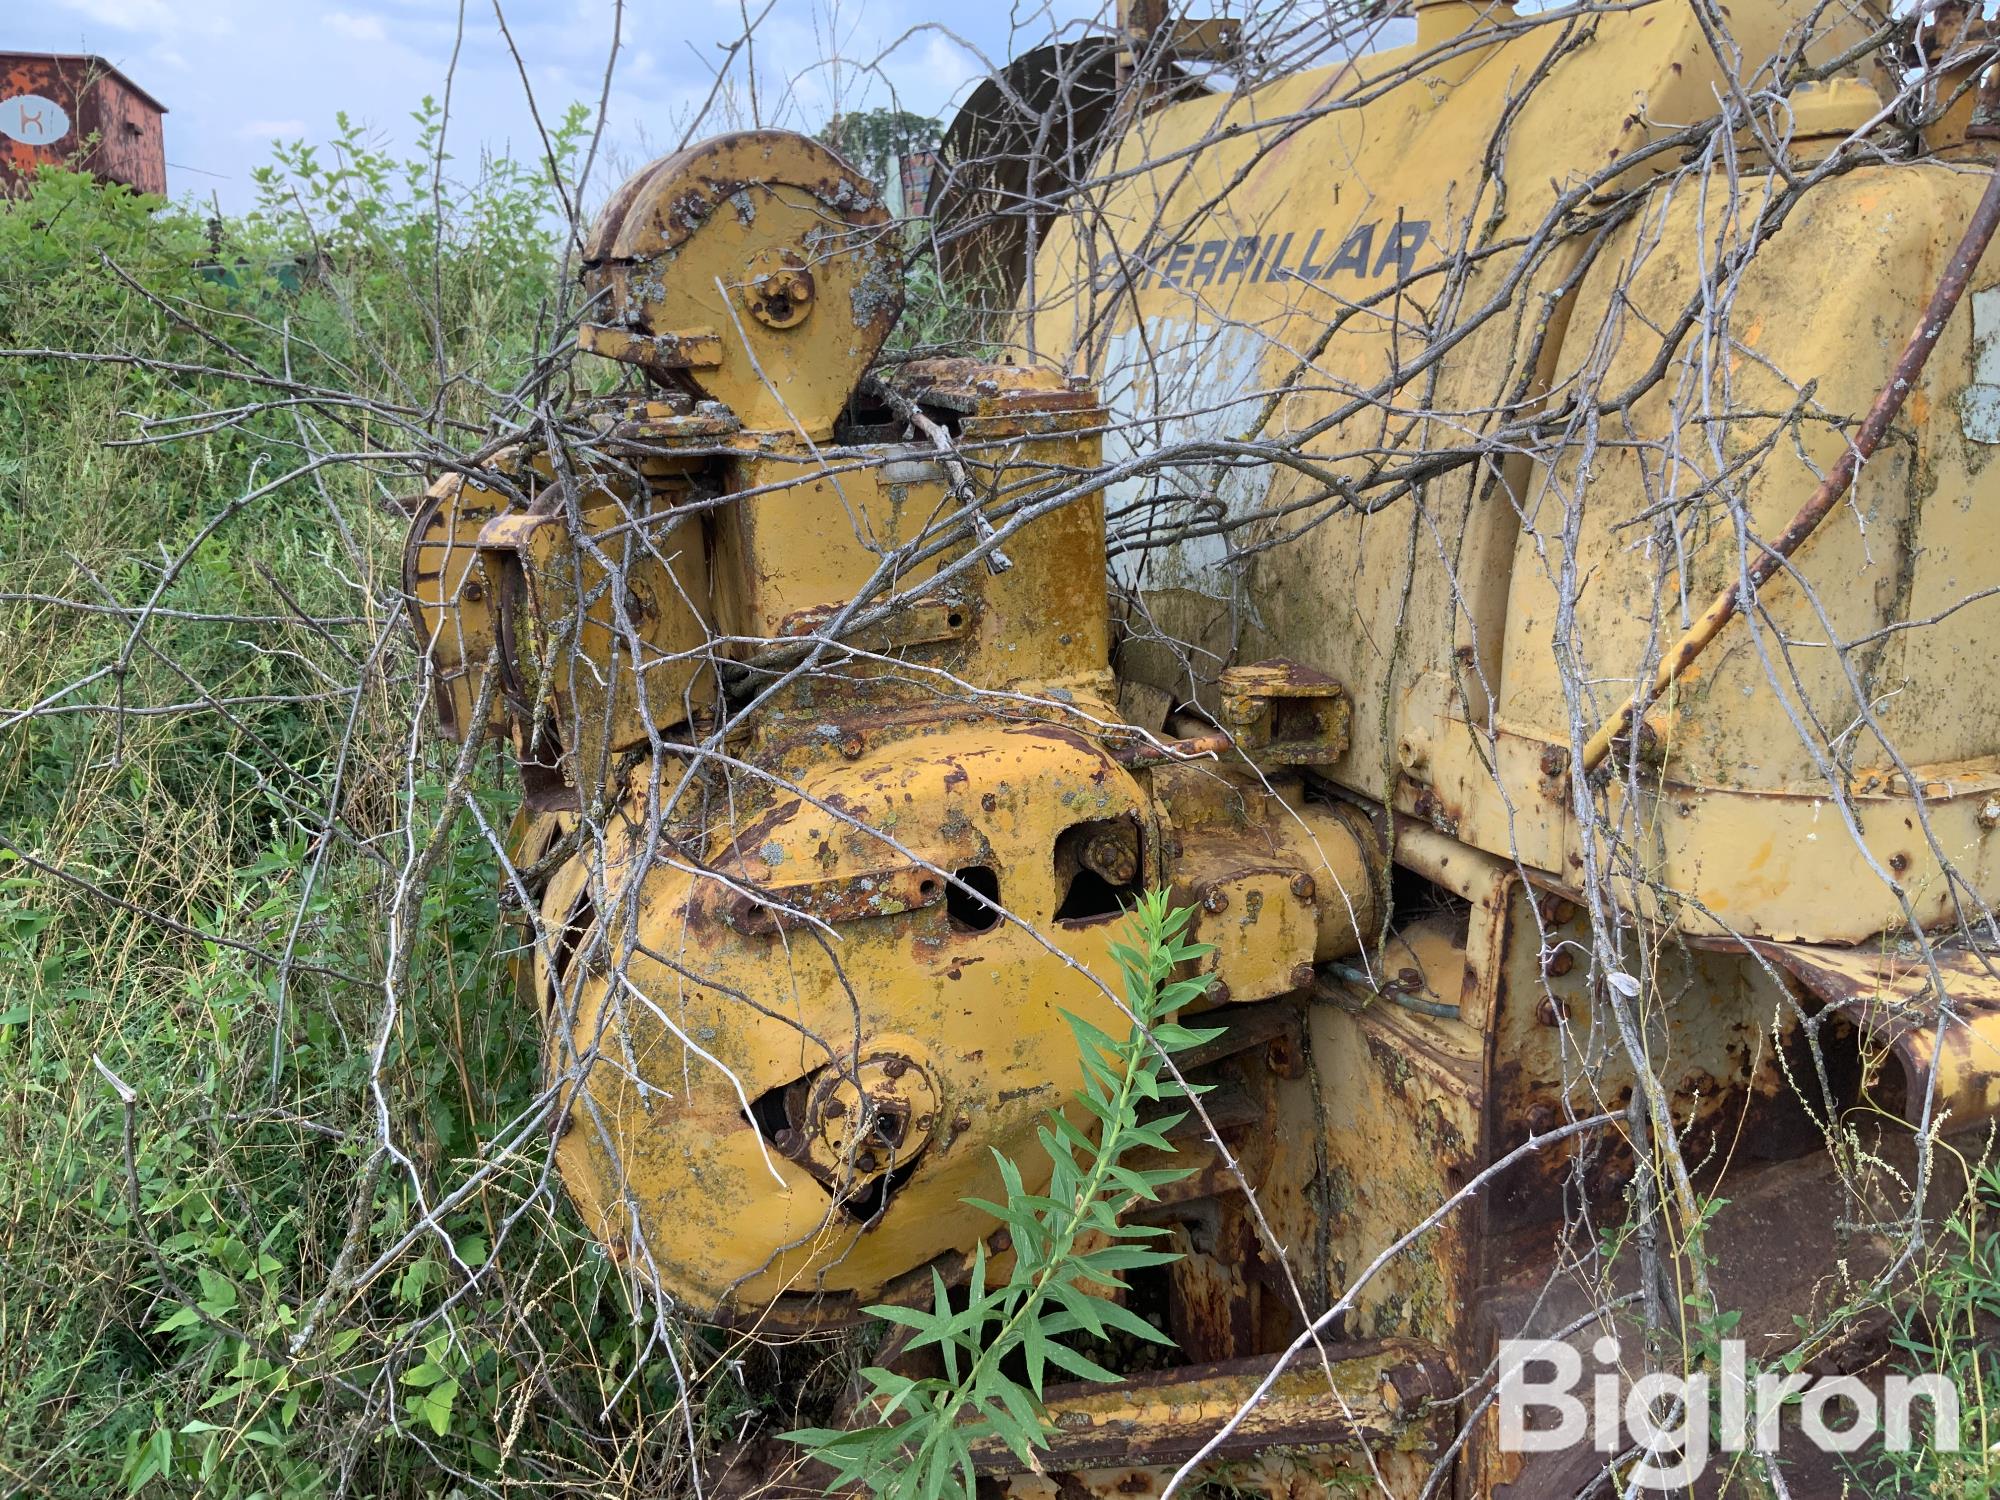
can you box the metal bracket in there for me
[1218,658,1352,766]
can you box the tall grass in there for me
[0,111,807,1497]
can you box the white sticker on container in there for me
[1963,286,2000,445]
[0,94,71,147]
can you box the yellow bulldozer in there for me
[403,0,2000,1492]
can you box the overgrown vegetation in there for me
[1866,1160,2000,1498]
[0,115,782,1496]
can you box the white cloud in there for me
[56,0,230,35]
[324,10,387,42]
[55,0,176,29]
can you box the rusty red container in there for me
[0,53,166,197]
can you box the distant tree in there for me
[818,108,941,197]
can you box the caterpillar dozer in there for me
[404,0,2000,1491]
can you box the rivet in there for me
[1536,995,1567,1027]
[1290,962,1317,991]
[1290,873,1316,901]
[1203,886,1229,915]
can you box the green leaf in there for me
[407,1376,459,1436]
[1040,1339,1122,1385]
[401,1360,451,1389]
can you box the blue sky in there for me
[9,0,1101,211]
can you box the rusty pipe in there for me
[1577,156,2000,776]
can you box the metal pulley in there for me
[578,129,905,436]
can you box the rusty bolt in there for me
[1202,886,1230,915]
[855,1152,877,1173]
[1525,1104,1556,1135]
[1981,797,2000,830]
[1543,948,1575,979]
[773,1128,800,1155]
[823,1098,846,1119]
[1536,995,1568,1027]
[462,579,486,604]
[1081,827,1139,888]
[989,1228,1012,1255]
[915,1113,934,1132]
[881,1056,909,1079]
[953,1112,971,1132]
[838,734,865,759]
[1290,873,1317,902]
[1290,961,1317,992]
[1208,979,1232,1003]
[1380,1373,1405,1417]
[1539,743,1564,778]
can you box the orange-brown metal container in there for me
[0,53,166,197]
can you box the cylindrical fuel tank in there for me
[1024,0,2000,943]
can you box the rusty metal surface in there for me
[1756,938,2000,1128]
[1217,658,1352,767]
[579,130,902,436]
[1578,150,2000,773]
[1,53,166,196]
[972,1339,1454,1476]
[403,469,520,743]
[390,80,2000,1495]
[1012,0,2000,948]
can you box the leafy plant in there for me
[1862,1160,2000,1499]
[786,891,1217,1500]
